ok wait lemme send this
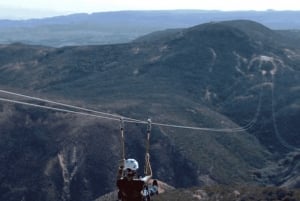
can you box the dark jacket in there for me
[117,177,145,201]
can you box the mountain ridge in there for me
[1,10,300,47]
[0,20,300,200]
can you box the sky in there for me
[0,0,299,19]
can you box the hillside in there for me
[0,20,300,200]
[96,185,300,201]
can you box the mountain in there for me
[1,10,300,47]
[0,20,300,200]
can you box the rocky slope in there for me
[0,20,300,200]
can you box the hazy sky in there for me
[0,0,299,19]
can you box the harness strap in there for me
[144,119,152,175]
[120,118,125,177]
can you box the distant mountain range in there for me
[0,19,300,200]
[0,10,300,47]
[0,6,65,20]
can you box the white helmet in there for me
[124,158,139,171]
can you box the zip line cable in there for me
[270,76,300,151]
[0,88,263,132]
[0,97,121,122]
[0,95,248,132]
[0,89,260,132]
[231,77,265,131]
[0,89,145,124]
[153,78,265,132]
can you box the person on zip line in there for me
[116,119,158,201]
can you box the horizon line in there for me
[1,8,300,20]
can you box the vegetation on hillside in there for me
[0,20,300,200]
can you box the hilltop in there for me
[1,10,300,46]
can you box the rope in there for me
[144,119,152,175]
[119,118,126,177]
[146,118,151,154]
[120,118,126,161]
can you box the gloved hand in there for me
[119,159,125,170]
[117,159,125,179]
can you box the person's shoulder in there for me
[140,175,151,182]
